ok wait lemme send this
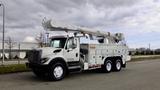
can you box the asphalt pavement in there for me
[0,59,160,90]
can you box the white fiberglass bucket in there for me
[4,53,9,59]
[11,52,19,59]
[19,52,26,59]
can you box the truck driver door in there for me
[64,37,79,62]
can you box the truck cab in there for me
[27,36,81,81]
[42,36,80,64]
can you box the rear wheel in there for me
[103,60,112,73]
[48,62,66,81]
[113,59,122,71]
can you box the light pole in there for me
[0,3,5,65]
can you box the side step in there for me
[69,65,81,69]
[68,65,82,72]
[67,61,83,72]
[67,61,80,67]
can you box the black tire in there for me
[32,68,45,78]
[103,60,112,73]
[113,59,122,71]
[48,62,66,81]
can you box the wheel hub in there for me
[53,66,63,78]
[106,62,112,71]
[116,61,121,70]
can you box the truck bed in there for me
[80,43,128,66]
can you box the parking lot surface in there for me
[0,59,160,90]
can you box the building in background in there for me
[0,36,39,59]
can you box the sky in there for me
[0,0,160,49]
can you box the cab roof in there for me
[49,36,67,39]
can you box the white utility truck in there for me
[26,19,131,81]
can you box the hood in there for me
[39,47,62,58]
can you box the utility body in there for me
[26,19,131,81]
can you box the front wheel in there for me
[48,63,66,81]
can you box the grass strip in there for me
[0,64,30,74]
[131,55,160,62]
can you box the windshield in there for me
[50,38,67,48]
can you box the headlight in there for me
[41,58,49,63]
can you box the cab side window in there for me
[66,38,77,49]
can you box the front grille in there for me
[28,49,42,64]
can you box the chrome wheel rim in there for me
[106,62,112,71]
[116,61,121,70]
[53,66,63,78]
